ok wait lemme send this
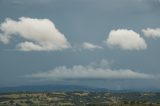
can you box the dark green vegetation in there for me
[0,92,160,106]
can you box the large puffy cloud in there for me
[26,60,154,80]
[82,42,103,50]
[0,17,71,51]
[142,28,160,38]
[106,29,147,50]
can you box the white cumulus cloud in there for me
[25,60,154,80]
[106,29,147,50]
[82,42,103,50]
[142,28,160,38]
[0,17,71,51]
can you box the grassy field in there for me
[0,92,160,106]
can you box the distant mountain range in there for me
[0,85,108,93]
[0,85,159,93]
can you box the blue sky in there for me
[0,0,160,90]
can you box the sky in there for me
[0,0,160,90]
